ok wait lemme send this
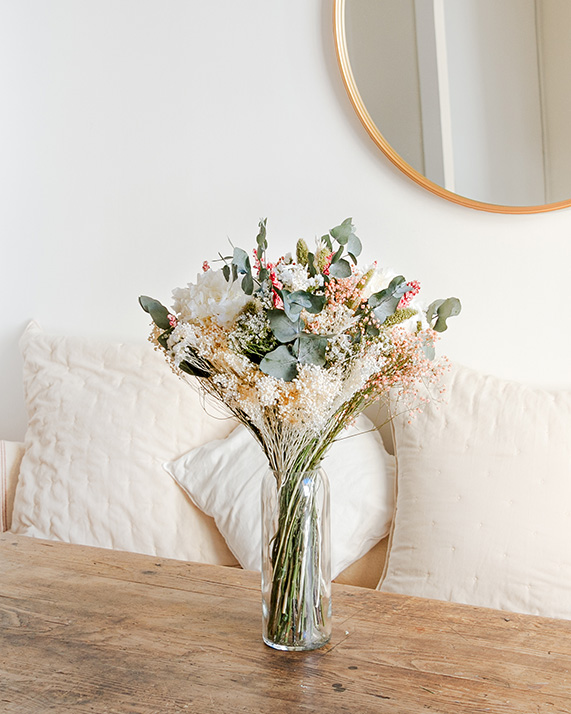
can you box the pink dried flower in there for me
[202,261,210,272]
[398,280,421,309]
[167,314,178,327]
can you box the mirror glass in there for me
[336,0,571,212]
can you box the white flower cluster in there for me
[307,303,357,338]
[286,364,343,432]
[256,375,281,407]
[360,265,396,299]
[341,342,388,397]
[167,323,202,367]
[172,269,251,327]
[276,263,324,292]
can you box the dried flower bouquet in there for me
[140,218,460,649]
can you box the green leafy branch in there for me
[296,217,362,279]
[221,218,269,296]
[255,218,362,381]
[259,294,328,381]
[138,295,211,378]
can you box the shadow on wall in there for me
[0,324,28,442]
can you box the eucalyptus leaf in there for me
[346,232,362,258]
[232,247,251,275]
[241,272,254,296]
[260,345,298,381]
[288,290,326,314]
[297,333,328,367]
[138,296,172,330]
[368,276,412,325]
[280,289,325,321]
[222,264,231,282]
[307,252,317,278]
[157,329,172,350]
[426,299,443,324]
[428,297,462,332]
[328,258,352,278]
[256,218,267,258]
[280,290,303,321]
[330,217,353,245]
[268,310,302,343]
[330,245,344,265]
[321,233,333,251]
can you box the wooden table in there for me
[1,534,570,713]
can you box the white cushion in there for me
[379,364,571,620]
[164,414,396,578]
[11,322,239,564]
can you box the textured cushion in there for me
[164,414,396,578]
[11,322,239,565]
[378,364,571,620]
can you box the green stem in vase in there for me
[264,469,327,648]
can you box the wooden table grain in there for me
[1,533,570,713]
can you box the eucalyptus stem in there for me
[263,467,329,650]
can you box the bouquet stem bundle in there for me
[261,467,329,651]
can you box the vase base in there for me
[263,635,331,652]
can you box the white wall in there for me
[1,0,570,442]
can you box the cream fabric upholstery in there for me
[11,322,238,565]
[379,364,571,620]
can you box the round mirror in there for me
[334,0,571,213]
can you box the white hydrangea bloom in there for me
[361,265,397,299]
[172,269,251,327]
[405,294,429,330]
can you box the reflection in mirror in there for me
[337,0,571,212]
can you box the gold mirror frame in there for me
[333,0,571,214]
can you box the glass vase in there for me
[261,467,331,651]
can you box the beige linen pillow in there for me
[379,364,571,620]
[11,322,238,565]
